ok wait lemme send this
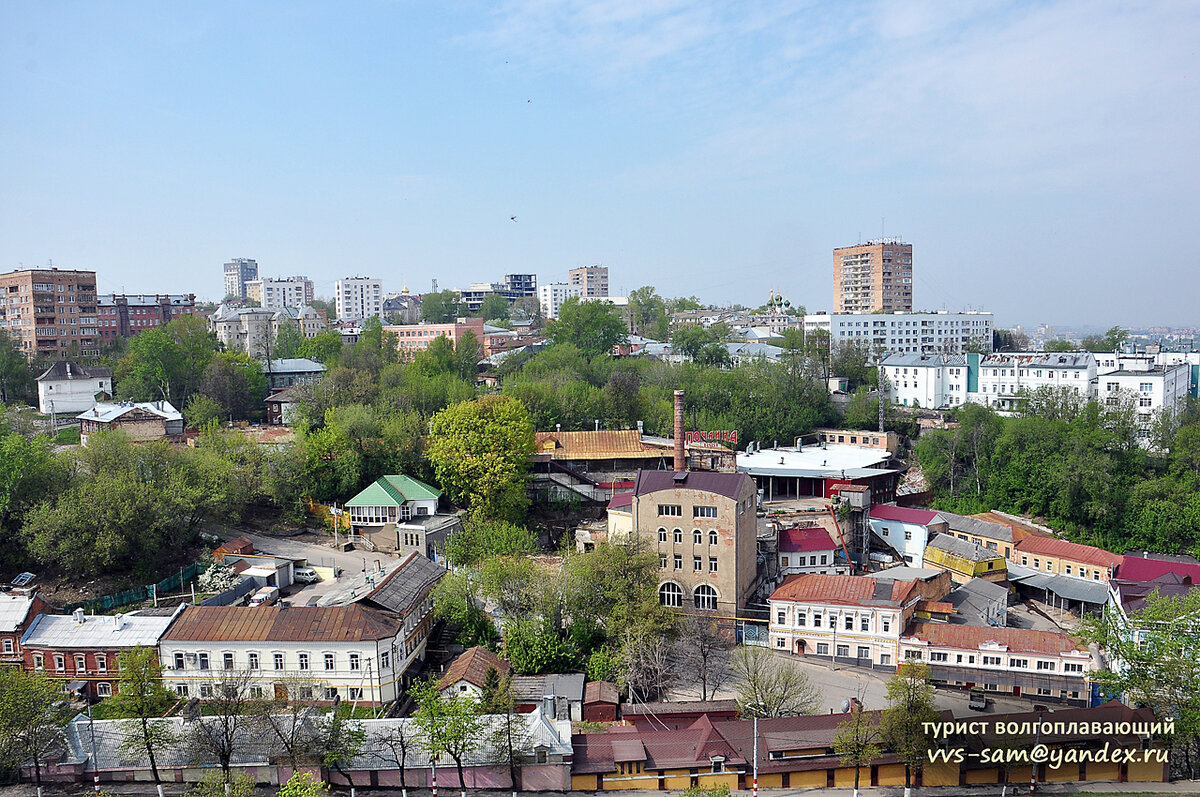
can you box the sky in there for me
[2,1,1198,329]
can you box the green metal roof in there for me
[344,475,441,507]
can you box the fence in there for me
[306,497,351,531]
[199,576,258,607]
[63,562,207,613]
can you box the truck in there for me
[248,586,280,607]
[968,687,989,711]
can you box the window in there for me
[175,684,189,697]
[844,615,853,631]
[198,653,210,670]
[248,652,260,670]
[1064,662,1084,673]
[709,530,718,545]
[200,684,213,698]
[1033,559,1040,569]
[776,610,786,625]
[274,653,285,670]
[904,530,912,540]
[33,654,44,670]
[324,653,335,671]
[694,556,703,572]
[349,653,361,671]
[1065,565,1072,575]
[1009,658,1028,669]
[96,654,107,673]
[659,554,667,569]
[820,554,828,565]
[2,639,12,654]
[659,582,683,608]
[1093,571,1101,581]
[249,687,264,699]
[1036,661,1056,671]
[1037,687,1053,696]
[298,653,309,670]
[882,617,891,633]
[1140,382,1153,393]
[349,687,363,701]
[982,655,1001,666]
[781,556,789,567]
[223,652,234,670]
[813,613,822,628]
[380,651,390,669]
[709,557,718,572]
[880,654,891,665]
[75,654,86,672]
[96,682,112,697]
[857,646,870,659]
[905,650,923,660]
[930,652,948,662]
[693,529,702,544]
[173,653,184,670]
[1045,561,1053,572]
[694,585,718,611]
[673,554,682,569]
[658,528,667,543]
[860,617,869,632]
[815,643,829,655]
[658,504,682,517]
[835,644,850,657]
[694,506,717,518]
[795,613,806,627]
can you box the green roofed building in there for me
[345,475,442,531]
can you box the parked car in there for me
[968,687,989,711]
[248,586,280,607]
[293,567,320,584]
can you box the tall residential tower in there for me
[832,240,912,314]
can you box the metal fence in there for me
[63,562,207,613]
[199,576,258,607]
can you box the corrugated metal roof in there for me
[345,475,441,507]
[927,533,1005,563]
[634,470,751,501]
[161,604,399,643]
[1006,564,1112,604]
[535,430,662,460]
[1015,535,1122,569]
[75,401,182,424]
[439,646,510,690]
[870,504,942,525]
[906,620,1088,655]
[778,527,836,553]
[0,593,38,633]
[768,574,915,606]
[937,510,1015,543]
[361,551,445,614]
[37,361,112,382]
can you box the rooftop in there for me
[938,510,1017,543]
[927,533,1005,563]
[736,443,891,478]
[633,470,751,502]
[360,551,445,615]
[1014,534,1122,570]
[438,645,510,690]
[263,358,326,373]
[905,621,1088,656]
[980,352,1095,369]
[345,475,442,507]
[161,604,399,643]
[777,526,837,553]
[870,504,943,526]
[769,573,917,606]
[1118,555,1200,583]
[0,592,41,634]
[75,400,182,424]
[37,361,111,382]
[23,606,183,648]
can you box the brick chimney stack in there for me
[673,390,686,472]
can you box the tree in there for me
[510,296,543,329]
[378,721,417,797]
[1043,339,1075,352]
[620,627,674,703]
[199,351,270,421]
[279,771,330,797]
[453,330,482,381]
[545,297,628,358]
[0,330,35,404]
[115,314,218,406]
[310,703,365,786]
[881,662,938,797]
[189,769,257,797]
[626,286,668,339]
[411,678,486,797]
[109,646,179,783]
[502,619,577,675]
[0,668,72,791]
[426,395,535,521]
[254,677,320,770]
[485,672,532,796]
[273,323,305,359]
[834,706,881,797]
[188,669,259,778]
[731,645,819,717]
[431,570,499,647]
[674,612,731,701]
[444,518,538,567]
[422,290,467,324]
[183,394,223,429]
[476,294,511,322]
[297,330,344,365]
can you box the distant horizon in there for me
[4,2,1197,331]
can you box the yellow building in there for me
[923,533,1007,584]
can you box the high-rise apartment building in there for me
[569,265,609,298]
[0,267,99,358]
[223,258,259,299]
[246,276,315,310]
[832,239,912,313]
[335,276,383,321]
[538,282,582,320]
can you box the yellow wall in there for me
[1045,762,1078,782]
[966,767,999,784]
[923,761,959,786]
[756,773,784,788]
[1084,761,1119,781]
[790,770,826,788]
[1127,758,1168,782]
[662,769,691,789]
[571,774,598,791]
[832,767,864,787]
[876,764,907,786]
[696,773,738,790]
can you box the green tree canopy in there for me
[545,297,628,358]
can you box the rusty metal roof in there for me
[768,573,915,606]
[905,620,1088,655]
[1014,535,1122,569]
[534,430,662,460]
[162,605,399,643]
[438,645,510,690]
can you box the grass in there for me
[54,426,81,445]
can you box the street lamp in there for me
[745,700,767,797]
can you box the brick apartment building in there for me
[0,268,99,358]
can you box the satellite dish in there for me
[840,698,851,713]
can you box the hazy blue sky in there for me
[2,1,1197,327]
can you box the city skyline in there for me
[3,1,1198,328]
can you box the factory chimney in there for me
[673,390,686,472]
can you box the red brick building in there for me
[0,591,50,667]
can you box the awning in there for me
[65,680,88,693]
[1007,563,1110,605]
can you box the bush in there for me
[278,771,328,797]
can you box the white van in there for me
[294,567,320,584]
[248,586,280,607]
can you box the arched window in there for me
[694,584,718,611]
[673,528,683,544]
[708,529,718,545]
[693,529,702,545]
[658,528,667,543]
[659,582,683,608]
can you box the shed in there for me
[583,681,620,722]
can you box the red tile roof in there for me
[905,621,1087,655]
[778,526,837,553]
[1117,555,1200,583]
[607,492,633,510]
[768,574,916,606]
[634,470,752,501]
[584,680,619,705]
[438,645,511,690]
[162,605,399,643]
[870,504,941,525]
[1014,535,1122,570]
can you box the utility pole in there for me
[86,697,100,794]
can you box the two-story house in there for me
[344,475,442,549]
[631,470,758,616]
[1013,535,1122,583]
[869,505,949,565]
[0,591,49,667]
[355,550,444,688]
[21,606,184,699]
[923,534,1008,584]
[36,361,112,414]
[767,570,953,666]
[158,604,403,705]
[777,526,848,578]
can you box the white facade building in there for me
[538,282,582,321]
[868,505,949,566]
[36,361,112,414]
[974,351,1097,409]
[804,311,993,356]
[1099,364,1191,443]
[246,276,315,310]
[881,353,970,409]
[335,277,384,321]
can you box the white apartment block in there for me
[335,277,384,321]
[804,312,993,356]
[1099,364,1191,442]
[159,605,405,705]
[538,282,582,320]
[246,276,315,310]
[975,352,1096,409]
[882,353,970,409]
